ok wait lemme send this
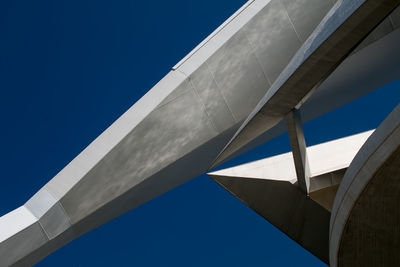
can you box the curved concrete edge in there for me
[207,129,374,262]
[329,103,400,267]
[0,0,398,265]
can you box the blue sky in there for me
[1,0,399,266]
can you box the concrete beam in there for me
[2,0,350,263]
[286,109,310,193]
[215,23,400,167]
[211,0,400,167]
[0,0,398,264]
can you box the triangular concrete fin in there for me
[209,174,330,264]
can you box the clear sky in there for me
[1,0,399,266]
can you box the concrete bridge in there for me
[1,0,400,266]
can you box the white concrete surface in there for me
[209,130,373,183]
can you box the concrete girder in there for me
[0,0,399,265]
[212,0,400,167]
[0,0,342,265]
[219,23,400,166]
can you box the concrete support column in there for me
[286,109,310,193]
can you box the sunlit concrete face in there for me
[0,0,400,266]
[208,130,373,263]
[209,104,400,266]
[220,20,400,164]
[0,0,340,265]
[212,0,400,167]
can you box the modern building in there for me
[1,0,400,266]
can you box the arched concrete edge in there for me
[329,103,400,267]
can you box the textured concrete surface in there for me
[330,104,400,267]
[0,0,399,265]
[210,174,331,263]
[212,0,400,167]
[221,24,400,165]
[208,130,373,262]
[0,1,343,265]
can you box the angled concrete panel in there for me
[190,63,237,133]
[1,0,399,265]
[44,70,188,200]
[25,188,58,219]
[38,203,71,240]
[212,0,400,167]
[208,130,374,263]
[209,175,330,263]
[217,25,400,166]
[0,207,48,266]
[209,130,372,182]
[281,0,335,42]
[205,29,270,121]
[60,89,219,224]
[243,0,302,83]
[156,79,193,109]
